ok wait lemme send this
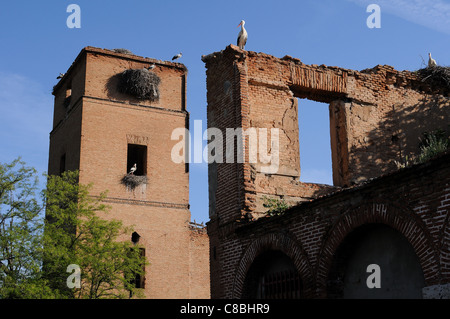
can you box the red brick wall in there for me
[49,47,210,298]
[203,45,450,298]
[207,151,450,298]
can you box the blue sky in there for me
[0,0,449,224]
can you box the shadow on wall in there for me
[346,95,450,185]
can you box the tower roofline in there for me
[53,46,187,95]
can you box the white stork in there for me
[57,73,65,79]
[146,64,156,70]
[172,52,182,61]
[237,20,248,50]
[129,163,137,175]
[428,52,437,67]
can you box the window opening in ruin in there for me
[127,144,147,176]
[297,99,333,185]
[59,153,66,175]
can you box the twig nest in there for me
[417,66,450,94]
[112,48,134,55]
[121,174,148,190]
[118,68,161,101]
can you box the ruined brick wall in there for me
[189,226,211,298]
[203,45,450,298]
[203,45,450,221]
[49,47,210,298]
[208,151,450,298]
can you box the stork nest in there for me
[416,65,450,94]
[112,48,134,55]
[118,68,161,101]
[120,174,148,190]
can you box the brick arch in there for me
[231,232,313,298]
[316,201,440,297]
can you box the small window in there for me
[127,144,147,176]
[130,248,146,289]
[131,231,140,244]
[59,153,66,175]
[64,83,72,108]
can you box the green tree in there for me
[0,158,50,298]
[0,158,147,299]
[43,170,148,299]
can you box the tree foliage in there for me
[0,158,48,298]
[0,159,147,299]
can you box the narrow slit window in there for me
[64,83,72,108]
[59,153,66,175]
[130,248,146,289]
[127,144,147,176]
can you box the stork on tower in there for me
[237,20,248,50]
[172,52,182,61]
[428,52,437,67]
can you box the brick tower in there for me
[48,47,209,298]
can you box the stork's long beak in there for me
[237,22,242,27]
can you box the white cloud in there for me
[347,0,450,35]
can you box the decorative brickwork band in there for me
[93,196,189,210]
[289,64,348,94]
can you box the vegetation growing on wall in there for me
[263,196,290,217]
[395,128,450,169]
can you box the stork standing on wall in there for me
[428,52,437,67]
[172,52,182,61]
[129,163,136,175]
[237,20,247,50]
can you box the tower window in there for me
[131,231,141,244]
[59,153,66,175]
[64,83,72,109]
[135,248,146,289]
[129,232,145,291]
[127,144,147,176]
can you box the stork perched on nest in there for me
[428,52,437,67]
[129,163,137,175]
[57,73,65,79]
[237,20,248,50]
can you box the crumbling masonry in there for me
[203,45,450,298]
